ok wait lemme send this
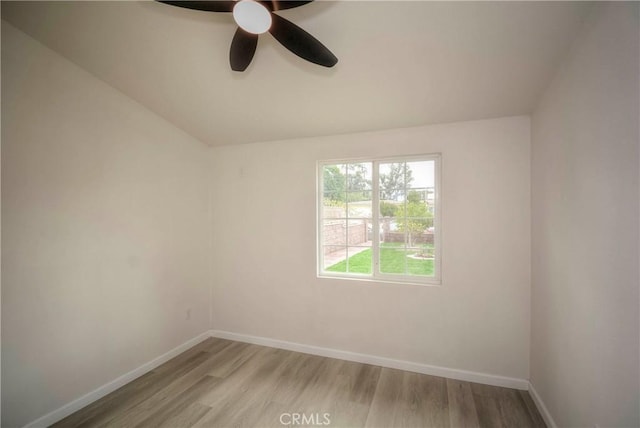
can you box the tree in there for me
[346,163,369,191]
[397,190,433,247]
[379,201,398,217]
[380,163,413,200]
[323,165,346,202]
[323,163,372,203]
[346,163,371,201]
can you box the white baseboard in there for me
[23,331,211,428]
[528,381,557,428]
[210,329,530,390]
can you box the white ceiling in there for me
[2,1,591,146]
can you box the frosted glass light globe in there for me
[233,0,272,35]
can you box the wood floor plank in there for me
[248,400,291,428]
[470,382,503,399]
[135,376,219,427]
[496,388,531,427]
[286,358,368,427]
[349,363,382,405]
[447,379,480,428]
[97,352,219,427]
[54,351,212,428]
[51,371,159,428]
[178,338,219,356]
[319,360,380,426]
[199,338,236,354]
[268,352,327,406]
[152,341,215,375]
[206,341,258,378]
[519,390,547,427]
[289,357,344,410]
[157,403,211,428]
[55,339,544,428]
[194,346,293,427]
[396,371,449,428]
[104,345,252,427]
[364,368,404,427]
[473,394,505,428]
[196,345,281,407]
[252,353,364,427]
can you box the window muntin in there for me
[318,155,440,285]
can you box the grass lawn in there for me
[326,243,434,276]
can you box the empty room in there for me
[1,1,638,427]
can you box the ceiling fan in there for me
[158,0,338,71]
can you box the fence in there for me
[323,220,368,255]
[383,231,434,245]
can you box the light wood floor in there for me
[53,338,546,427]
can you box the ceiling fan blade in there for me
[268,13,337,67]
[271,1,314,11]
[156,1,235,13]
[230,28,259,71]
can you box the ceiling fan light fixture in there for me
[233,0,272,34]
[158,0,337,70]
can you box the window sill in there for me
[317,272,442,287]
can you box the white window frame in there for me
[317,154,441,286]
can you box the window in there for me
[318,155,441,285]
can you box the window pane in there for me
[347,195,372,218]
[323,245,347,272]
[347,219,369,246]
[366,218,381,242]
[380,190,405,206]
[398,217,432,246]
[380,216,404,245]
[346,162,372,191]
[408,245,434,259]
[406,246,434,276]
[379,200,400,219]
[320,156,439,283]
[323,164,346,204]
[347,190,372,202]
[397,189,433,246]
[405,160,435,189]
[347,246,372,274]
[379,162,410,201]
[380,244,407,274]
[323,196,346,219]
[323,219,346,246]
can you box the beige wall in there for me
[530,3,639,427]
[1,22,211,427]
[209,116,531,380]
